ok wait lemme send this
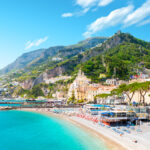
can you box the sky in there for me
[0,0,150,69]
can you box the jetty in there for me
[0,106,14,111]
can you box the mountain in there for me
[0,46,65,75]
[2,31,150,99]
[81,31,150,82]
[2,31,150,91]
[32,31,150,85]
[82,42,150,82]
[0,49,44,74]
[0,37,107,75]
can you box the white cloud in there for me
[76,0,97,8]
[62,0,114,18]
[124,0,150,27]
[76,0,113,8]
[25,36,48,50]
[83,5,133,38]
[98,0,113,7]
[138,19,150,26]
[75,8,90,16]
[61,8,89,18]
[25,41,34,50]
[62,13,73,18]
[35,37,48,46]
[82,8,90,14]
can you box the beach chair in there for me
[105,125,110,128]
[112,128,116,132]
[130,127,135,130]
[125,130,131,134]
[136,128,142,132]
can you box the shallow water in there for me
[0,110,107,150]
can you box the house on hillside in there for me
[68,70,116,102]
[68,70,90,101]
[106,79,127,86]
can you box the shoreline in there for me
[17,108,127,150]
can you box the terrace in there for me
[100,111,137,123]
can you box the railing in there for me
[102,116,128,120]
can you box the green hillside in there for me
[2,31,150,88]
[82,42,150,82]
[2,31,150,99]
[20,31,150,86]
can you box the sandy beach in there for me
[16,108,150,150]
[17,108,128,150]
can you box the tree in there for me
[30,85,44,98]
[127,82,139,102]
[95,93,111,104]
[136,82,150,105]
[77,99,85,104]
[111,82,139,103]
[67,90,76,104]
[94,97,97,104]
[111,82,150,105]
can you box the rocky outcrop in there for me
[32,75,44,88]
[32,66,67,87]
[45,66,66,78]
[21,78,35,90]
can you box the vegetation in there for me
[95,93,111,104]
[111,82,139,103]
[4,32,150,86]
[96,81,150,105]
[1,32,150,100]
[136,82,150,104]
[82,43,150,82]
[67,91,76,104]
[67,90,86,104]
[28,85,44,98]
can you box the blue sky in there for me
[0,0,150,69]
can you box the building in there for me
[86,86,99,101]
[68,70,90,101]
[68,70,116,102]
[52,91,66,99]
[106,79,128,86]
[52,57,63,61]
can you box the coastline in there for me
[17,108,127,150]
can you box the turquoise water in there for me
[0,110,107,150]
[0,104,22,107]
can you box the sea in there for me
[0,110,108,150]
